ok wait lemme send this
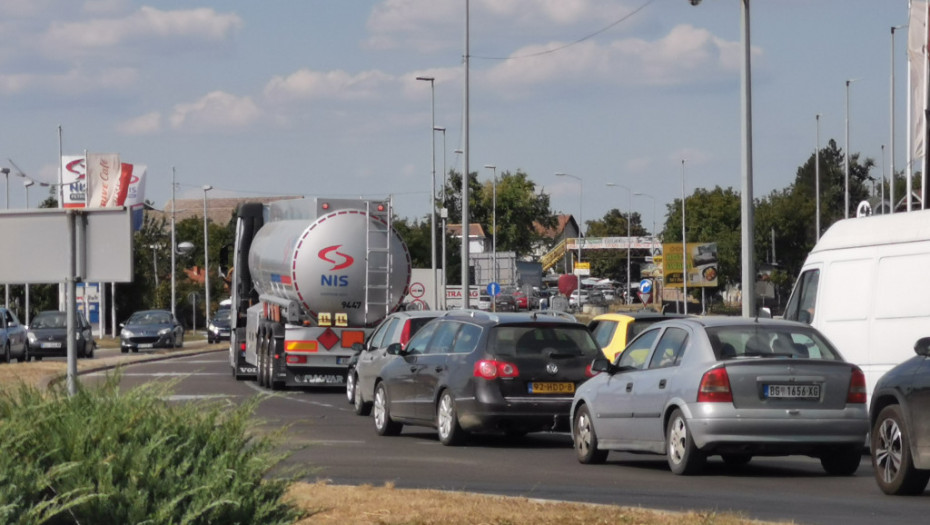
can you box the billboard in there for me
[662,242,718,288]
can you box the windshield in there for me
[706,325,842,361]
[128,311,172,325]
[32,312,66,329]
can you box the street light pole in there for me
[681,159,688,314]
[171,167,178,319]
[2,166,8,308]
[891,25,904,214]
[606,183,632,304]
[416,75,438,310]
[23,179,34,325]
[634,191,657,300]
[555,172,583,267]
[484,165,497,285]
[435,126,447,309]
[845,78,858,218]
[203,184,213,326]
[816,114,821,240]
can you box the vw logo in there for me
[546,363,559,375]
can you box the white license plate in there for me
[41,342,62,348]
[294,374,343,384]
[138,343,154,349]
[765,384,820,399]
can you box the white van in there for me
[783,208,930,398]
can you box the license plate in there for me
[528,382,575,394]
[764,384,820,399]
[41,342,62,349]
[336,356,350,365]
[139,343,154,349]
[294,374,344,384]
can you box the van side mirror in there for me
[915,337,930,357]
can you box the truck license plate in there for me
[294,374,343,384]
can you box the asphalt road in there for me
[86,350,930,525]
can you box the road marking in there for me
[165,394,233,401]
[242,381,337,408]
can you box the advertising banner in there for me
[662,242,719,288]
[61,155,86,208]
[85,153,121,208]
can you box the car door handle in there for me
[434,366,445,373]
[658,379,667,389]
[625,382,633,392]
[410,366,418,372]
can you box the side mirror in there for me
[798,310,812,324]
[590,357,613,374]
[757,307,772,319]
[385,342,404,356]
[351,342,364,352]
[915,337,930,357]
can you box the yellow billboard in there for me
[662,242,718,288]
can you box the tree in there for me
[585,208,647,283]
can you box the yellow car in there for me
[587,311,687,362]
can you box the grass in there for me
[0,358,791,525]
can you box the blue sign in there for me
[639,279,653,294]
[487,282,501,297]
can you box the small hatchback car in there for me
[869,336,930,495]
[372,310,601,445]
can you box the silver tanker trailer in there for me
[228,197,411,389]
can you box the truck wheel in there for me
[374,383,402,436]
[267,333,284,391]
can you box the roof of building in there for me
[153,196,299,225]
[447,223,487,238]
[533,214,575,239]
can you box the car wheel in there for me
[87,343,94,359]
[437,390,467,446]
[872,404,930,494]
[3,343,10,363]
[346,369,357,404]
[34,356,42,362]
[721,454,753,466]
[373,383,402,436]
[121,346,129,354]
[821,445,862,476]
[18,344,29,363]
[573,404,608,464]
[175,331,183,348]
[666,409,705,475]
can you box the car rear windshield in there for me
[706,325,843,361]
[489,324,600,358]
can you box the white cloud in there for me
[40,6,242,59]
[263,69,396,105]
[118,111,162,135]
[0,66,137,95]
[482,24,746,92]
[168,91,261,133]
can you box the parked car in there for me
[588,311,688,362]
[372,310,601,445]
[511,290,529,310]
[348,310,443,415]
[494,293,517,312]
[0,307,28,363]
[207,309,232,344]
[26,310,95,360]
[476,292,492,311]
[119,309,184,353]
[869,336,930,495]
[568,289,588,308]
[571,317,869,475]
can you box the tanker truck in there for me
[228,197,411,389]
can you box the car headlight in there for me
[75,332,83,341]
[158,328,171,336]
[121,329,134,339]
[27,332,37,344]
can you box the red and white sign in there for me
[85,153,121,208]
[409,282,425,298]
[638,292,652,305]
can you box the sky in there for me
[0,0,916,235]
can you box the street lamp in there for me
[890,25,904,214]
[816,114,821,240]
[555,172,583,267]
[203,184,213,326]
[23,178,34,324]
[416,75,439,310]
[606,183,633,304]
[681,159,688,314]
[484,165,497,285]
[2,166,8,308]
[435,126,447,309]
[171,167,178,319]
[690,0,754,317]
[845,78,858,218]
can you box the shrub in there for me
[0,376,304,524]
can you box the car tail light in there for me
[847,366,867,404]
[697,367,733,403]
[474,359,520,379]
[399,320,412,349]
[585,363,598,377]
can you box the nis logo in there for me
[319,245,354,287]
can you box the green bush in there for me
[0,376,304,524]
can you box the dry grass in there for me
[0,349,790,525]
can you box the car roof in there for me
[592,311,689,322]
[442,309,583,326]
[650,315,812,330]
[386,310,444,320]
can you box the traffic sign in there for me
[487,282,501,297]
[639,279,653,294]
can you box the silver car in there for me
[571,317,869,475]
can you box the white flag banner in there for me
[908,0,928,160]
[118,163,147,206]
[85,153,120,207]
[60,155,86,208]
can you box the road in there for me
[85,349,929,525]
